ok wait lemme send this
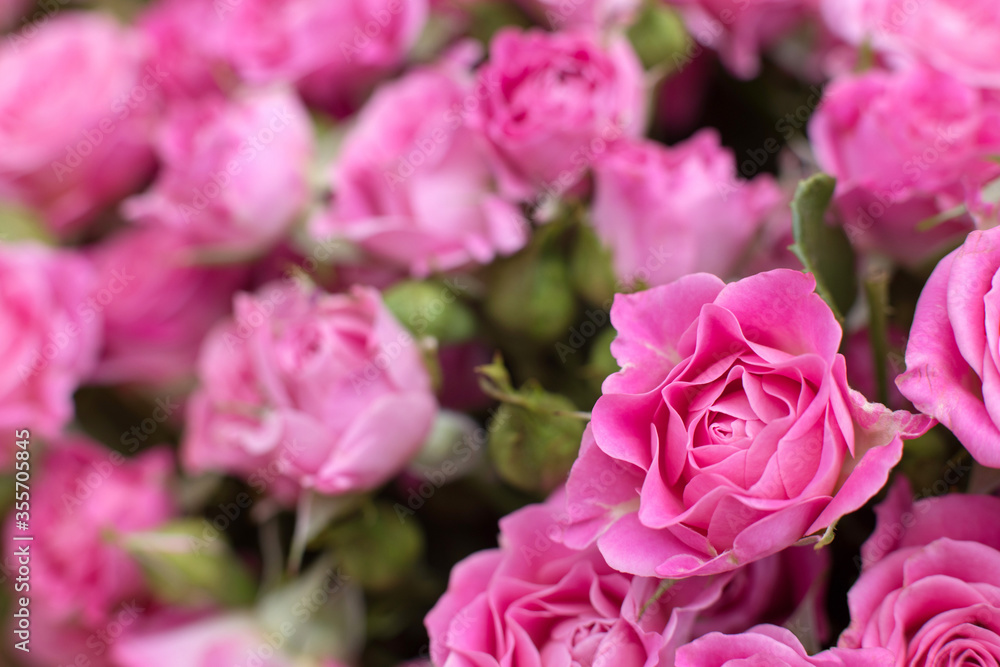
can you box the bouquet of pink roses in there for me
[2,0,1000,665]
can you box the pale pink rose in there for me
[183,281,437,497]
[678,625,893,666]
[2,438,175,666]
[590,132,785,287]
[426,490,741,667]
[666,0,820,78]
[310,59,528,276]
[515,0,641,29]
[113,613,350,667]
[896,225,1000,467]
[0,244,100,442]
[124,87,313,258]
[213,0,428,117]
[87,228,248,386]
[808,65,1000,263]
[472,28,645,200]
[821,0,1000,89]
[839,478,1000,665]
[0,13,156,238]
[561,269,932,577]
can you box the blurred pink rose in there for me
[677,625,892,666]
[183,282,437,497]
[87,228,248,386]
[515,0,641,29]
[667,0,819,78]
[213,0,428,117]
[809,65,1000,263]
[590,131,785,287]
[822,0,1000,89]
[3,438,174,666]
[897,225,1000,467]
[473,28,645,200]
[114,613,350,667]
[124,87,313,258]
[135,0,230,102]
[310,59,527,276]
[0,13,156,237]
[426,490,739,667]
[561,270,932,577]
[0,244,100,442]
[840,478,1000,664]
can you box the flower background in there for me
[1,0,998,666]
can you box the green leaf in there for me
[789,173,856,321]
[120,519,257,607]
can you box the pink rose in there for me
[667,0,819,78]
[821,0,1000,90]
[896,225,1000,467]
[426,490,740,667]
[213,0,428,117]
[310,59,528,276]
[472,28,645,200]
[87,228,249,386]
[678,625,893,666]
[2,438,175,666]
[0,244,100,442]
[560,269,932,577]
[808,65,1000,263]
[124,87,313,258]
[839,478,1000,664]
[590,131,785,287]
[0,13,155,237]
[183,282,437,497]
[515,0,641,30]
[114,613,350,667]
